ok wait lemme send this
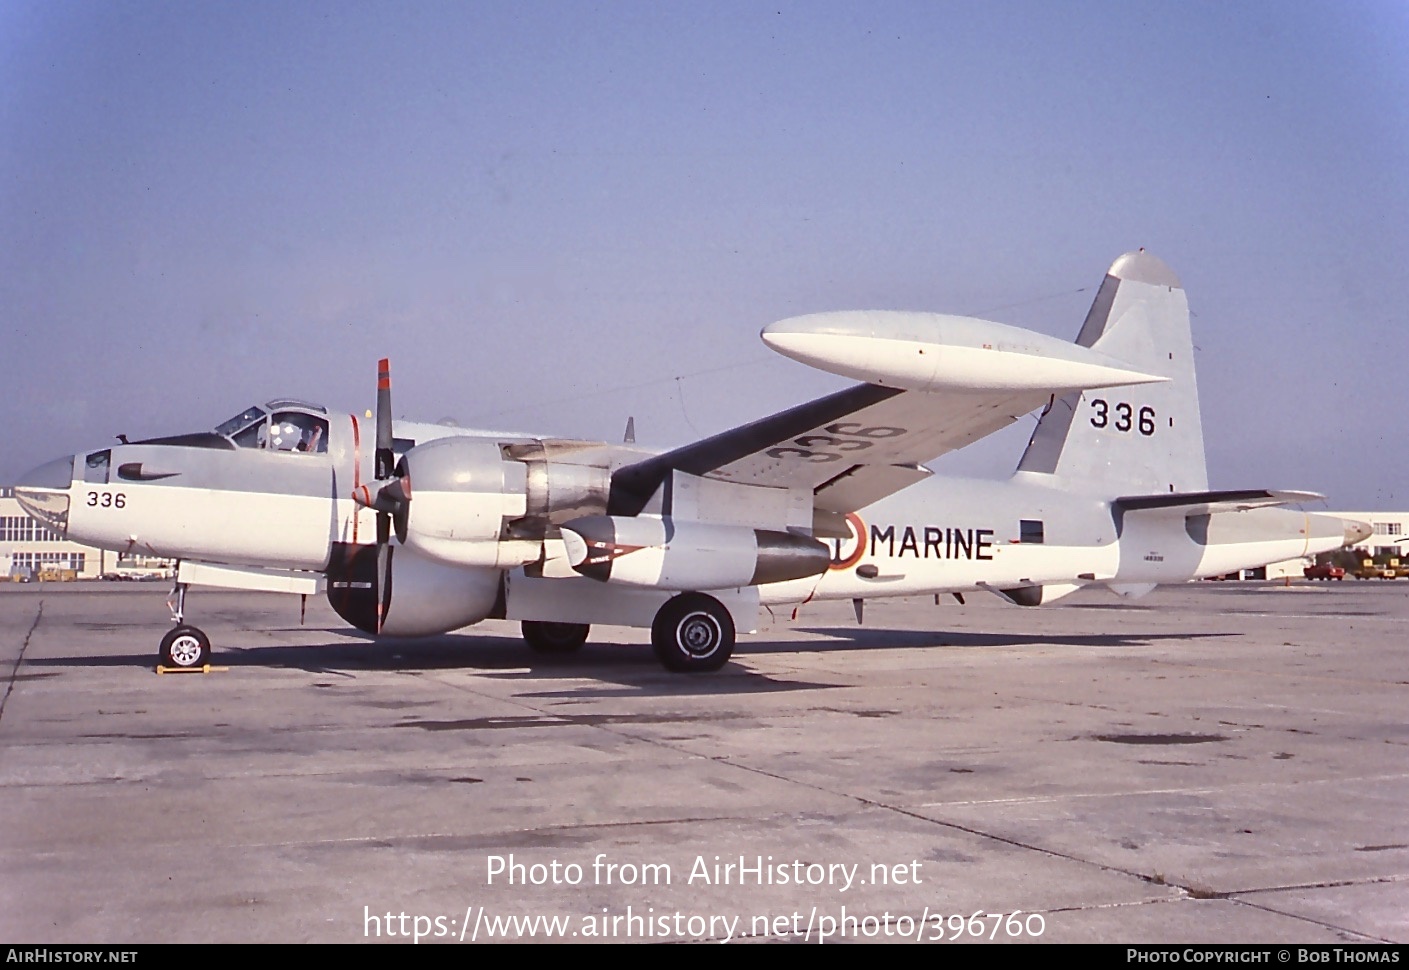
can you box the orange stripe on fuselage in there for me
[350,413,362,543]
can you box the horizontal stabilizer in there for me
[1113,489,1325,516]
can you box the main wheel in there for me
[159,625,211,668]
[651,593,734,673]
[521,621,589,653]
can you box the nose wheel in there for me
[159,576,213,669]
[160,625,212,668]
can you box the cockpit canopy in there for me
[214,401,329,453]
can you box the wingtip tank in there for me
[761,311,1165,393]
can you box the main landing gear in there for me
[517,592,736,673]
[160,579,212,669]
[521,620,590,654]
[650,592,734,673]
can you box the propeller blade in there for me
[375,481,390,634]
[372,358,395,634]
[375,531,389,634]
[375,357,394,481]
[389,456,411,544]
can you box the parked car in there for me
[1303,563,1346,580]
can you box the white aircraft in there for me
[13,251,1364,672]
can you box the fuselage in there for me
[15,399,1352,633]
[765,474,1345,605]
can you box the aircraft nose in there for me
[17,455,75,490]
[1341,519,1373,547]
[13,455,75,535]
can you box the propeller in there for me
[352,358,412,632]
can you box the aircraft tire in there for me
[521,621,589,653]
[651,593,734,673]
[160,625,211,669]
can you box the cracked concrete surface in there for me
[0,581,1404,942]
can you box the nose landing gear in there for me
[159,625,211,668]
[159,577,212,670]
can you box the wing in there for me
[609,381,1055,519]
[609,284,1171,526]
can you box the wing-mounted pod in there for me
[762,311,1167,393]
[558,515,830,590]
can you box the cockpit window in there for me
[265,399,327,414]
[215,406,267,439]
[213,403,327,453]
[231,423,264,449]
[269,411,328,453]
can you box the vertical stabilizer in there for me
[1015,251,1208,495]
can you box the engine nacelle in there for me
[326,541,501,637]
[398,436,611,569]
[560,515,830,590]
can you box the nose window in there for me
[84,450,111,484]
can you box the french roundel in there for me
[828,512,866,571]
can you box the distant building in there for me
[1345,514,1409,559]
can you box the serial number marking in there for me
[1090,399,1155,435]
[85,491,127,509]
[766,423,907,463]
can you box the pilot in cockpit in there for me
[298,424,324,452]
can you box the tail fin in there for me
[1014,250,1208,495]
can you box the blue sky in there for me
[3,1,1406,507]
